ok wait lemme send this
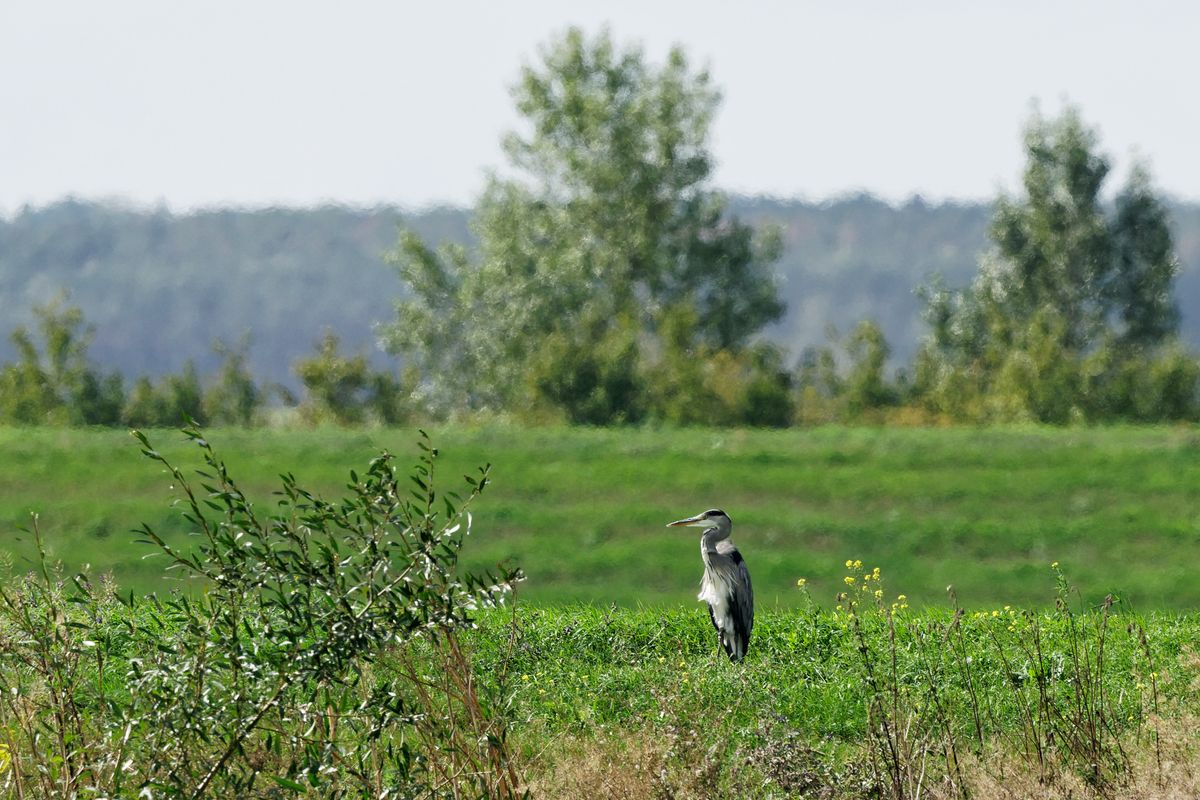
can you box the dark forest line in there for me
[1,195,1198,389]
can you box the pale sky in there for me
[2,1,1197,213]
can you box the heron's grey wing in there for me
[711,541,753,661]
[729,561,748,642]
[729,548,753,659]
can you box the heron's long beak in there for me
[666,514,706,528]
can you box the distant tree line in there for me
[1,31,1197,428]
[0,296,409,427]
[5,193,1200,397]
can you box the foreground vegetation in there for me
[3,424,1200,608]
[0,428,524,797]
[6,561,1200,797]
[483,598,1200,798]
[2,425,1200,797]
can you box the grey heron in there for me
[667,508,753,662]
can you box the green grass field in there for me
[470,598,1200,796]
[1,424,1199,609]
[2,422,1200,795]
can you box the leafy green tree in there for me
[165,360,207,424]
[0,295,124,425]
[987,308,1083,423]
[0,330,58,424]
[918,106,1185,421]
[527,315,644,425]
[122,376,167,427]
[382,28,784,422]
[1111,165,1180,347]
[295,331,372,424]
[646,306,724,425]
[790,322,899,423]
[72,369,125,425]
[794,324,853,426]
[294,332,412,425]
[366,370,411,425]
[204,339,261,426]
[986,108,1116,350]
[722,343,795,427]
[122,361,207,427]
[843,320,897,416]
[645,303,794,427]
[1079,339,1200,422]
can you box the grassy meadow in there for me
[1,424,1199,609]
[472,601,1200,796]
[3,422,1200,796]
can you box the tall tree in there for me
[1110,165,1179,347]
[919,106,1183,421]
[382,28,784,421]
[936,107,1178,353]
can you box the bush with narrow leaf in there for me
[0,426,524,798]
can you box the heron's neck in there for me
[700,525,730,553]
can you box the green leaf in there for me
[271,776,307,792]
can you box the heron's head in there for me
[666,508,731,533]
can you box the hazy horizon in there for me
[0,189,1000,219]
[4,1,1198,213]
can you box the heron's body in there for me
[668,509,754,662]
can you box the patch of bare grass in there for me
[528,717,1200,800]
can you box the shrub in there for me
[0,426,524,798]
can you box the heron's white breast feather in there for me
[699,564,734,625]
